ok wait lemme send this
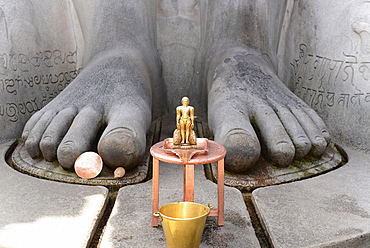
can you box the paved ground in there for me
[0,141,109,248]
[99,162,259,248]
[1,138,370,247]
[253,146,370,248]
[0,139,259,248]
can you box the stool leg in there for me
[152,158,160,227]
[184,164,194,202]
[218,159,225,226]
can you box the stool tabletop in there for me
[150,138,226,165]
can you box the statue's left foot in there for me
[208,53,330,173]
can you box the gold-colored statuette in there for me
[173,97,197,149]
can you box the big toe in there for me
[98,127,146,171]
[219,129,261,173]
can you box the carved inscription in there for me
[0,69,80,96]
[0,50,77,74]
[0,68,81,122]
[0,49,80,122]
[291,44,370,109]
[294,87,370,110]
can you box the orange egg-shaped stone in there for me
[74,152,103,179]
[114,167,126,178]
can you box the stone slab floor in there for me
[1,138,370,247]
[0,140,259,248]
[0,141,109,248]
[253,146,370,248]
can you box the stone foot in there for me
[208,52,330,173]
[21,52,153,171]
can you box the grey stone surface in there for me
[100,162,260,248]
[20,0,160,171]
[1,2,370,246]
[0,1,82,141]
[0,141,109,248]
[253,147,370,248]
[1,0,340,175]
[278,0,370,153]
[157,2,200,111]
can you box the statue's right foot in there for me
[21,52,154,171]
[21,0,160,172]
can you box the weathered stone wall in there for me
[278,0,370,153]
[0,1,82,141]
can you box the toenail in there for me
[60,146,72,153]
[60,141,75,151]
[225,128,249,137]
[105,127,135,138]
[277,140,290,145]
[42,136,52,142]
[298,136,310,145]
[314,136,326,144]
[322,129,329,134]
[275,141,294,153]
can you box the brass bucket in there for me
[154,202,212,248]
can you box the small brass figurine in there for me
[173,97,197,149]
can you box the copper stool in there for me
[150,138,226,227]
